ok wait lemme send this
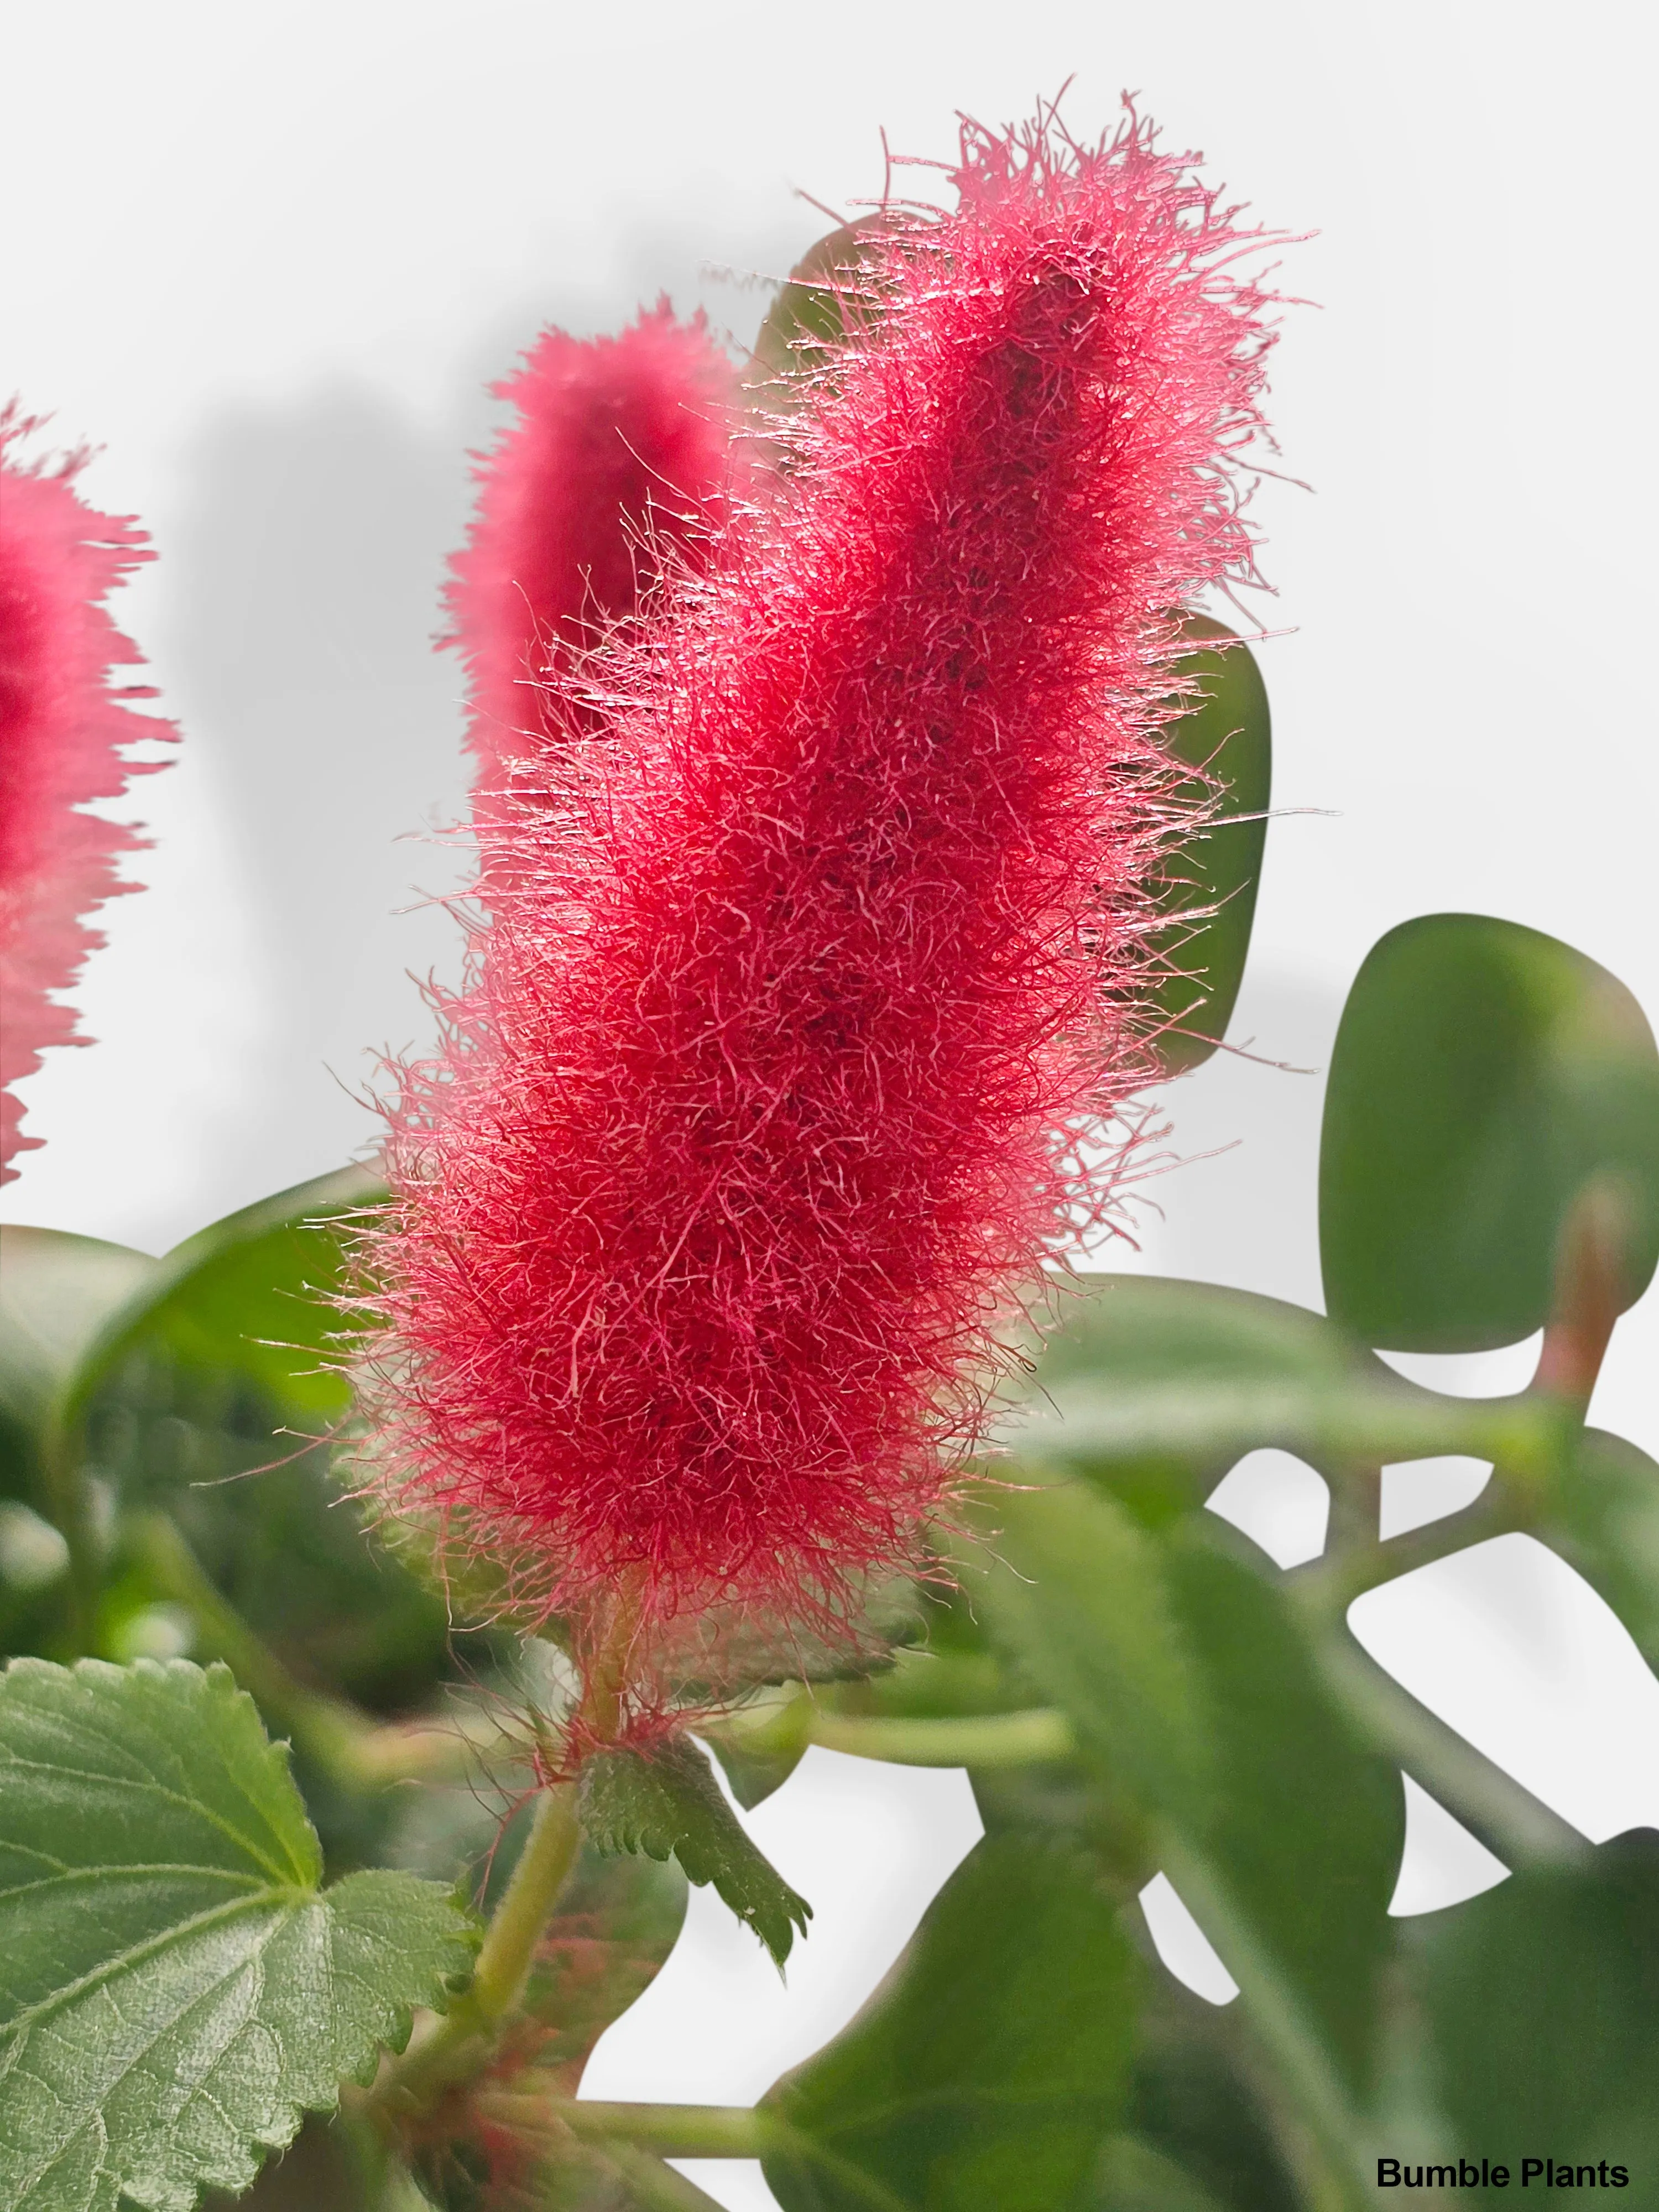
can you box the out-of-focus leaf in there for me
[67,1161,380,1434]
[705,1700,811,1812]
[747,218,898,392]
[763,1834,1138,2212]
[1122,1984,1300,2212]
[578,1736,810,1967]
[1088,2133,1235,2212]
[1543,1427,1659,1673]
[1006,1275,1528,1529]
[1420,1833,1659,2207]
[48,1168,460,1712]
[1147,616,1271,1078]
[1320,914,1659,1350]
[0,1657,476,2212]
[0,1225,154,1503]
[1164,1524,1402,2095]
[971,1475,1213,1833]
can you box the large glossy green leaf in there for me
[1320,915,1659,1350]
[1418,1833,1659,2208]
[0,1657,476,2212]
[1147,617,1271,1077]
[763,1834,1139,2212]
[578,1736,810,1967]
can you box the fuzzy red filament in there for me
[0,410,175,1178]
[445,300,741,825]
[362,111,1275,1700]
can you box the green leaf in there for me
[0,1656,476,2212]
[747,218,898,393]
[578,1736,810,1968]
[1088,2134,1234,2212]
[67,1162,382,1438]
[1004,1273,1520,1529]
[1147,617,1271,1077]
[54,1168,457,1713]
[763,1834,1139,2212]
[1121,1985,1300,2212]
[1420,1833,1659,2207]
[1162,1525,1402,2094]
[970,1477,1213,1832]
[1320,914,1659,1350]
[0,1226,155,1505]
[1543,1427,1659,1673]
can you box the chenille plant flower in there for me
[444,300,742,838]
[0,408,174,1178]
[354,107,1276,1738]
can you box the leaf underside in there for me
[578,1736,810,1969]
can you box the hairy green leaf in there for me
[1320,914,1659,1350]
[1147,616,1271,1077]
[0,1657,476,2212]
[763,1834,1138,2211]
[578,1736,810,1967]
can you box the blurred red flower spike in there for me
[0,409,176,1180]
[445,300,743,839]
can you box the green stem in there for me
[586,2143,737,2211]
[800,1705,1076,1767]
[471,1783,583,2023]
[1310,1621,1588,1870]
[482,2093,765,2160]
[375,1782,581,2115]
[40,1425,100,1655]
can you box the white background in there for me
[4,8,1656,2207]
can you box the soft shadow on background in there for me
[158,385,477,1208]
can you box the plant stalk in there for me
[480,2093,765,2160]
[373,1780,581,2116]
[719,1702,1077,1769]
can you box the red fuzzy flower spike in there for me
[0,410,175,1179]
[361,110,1277,1721]
[445,300,742,827]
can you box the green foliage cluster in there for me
[3,232,1657,2212]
